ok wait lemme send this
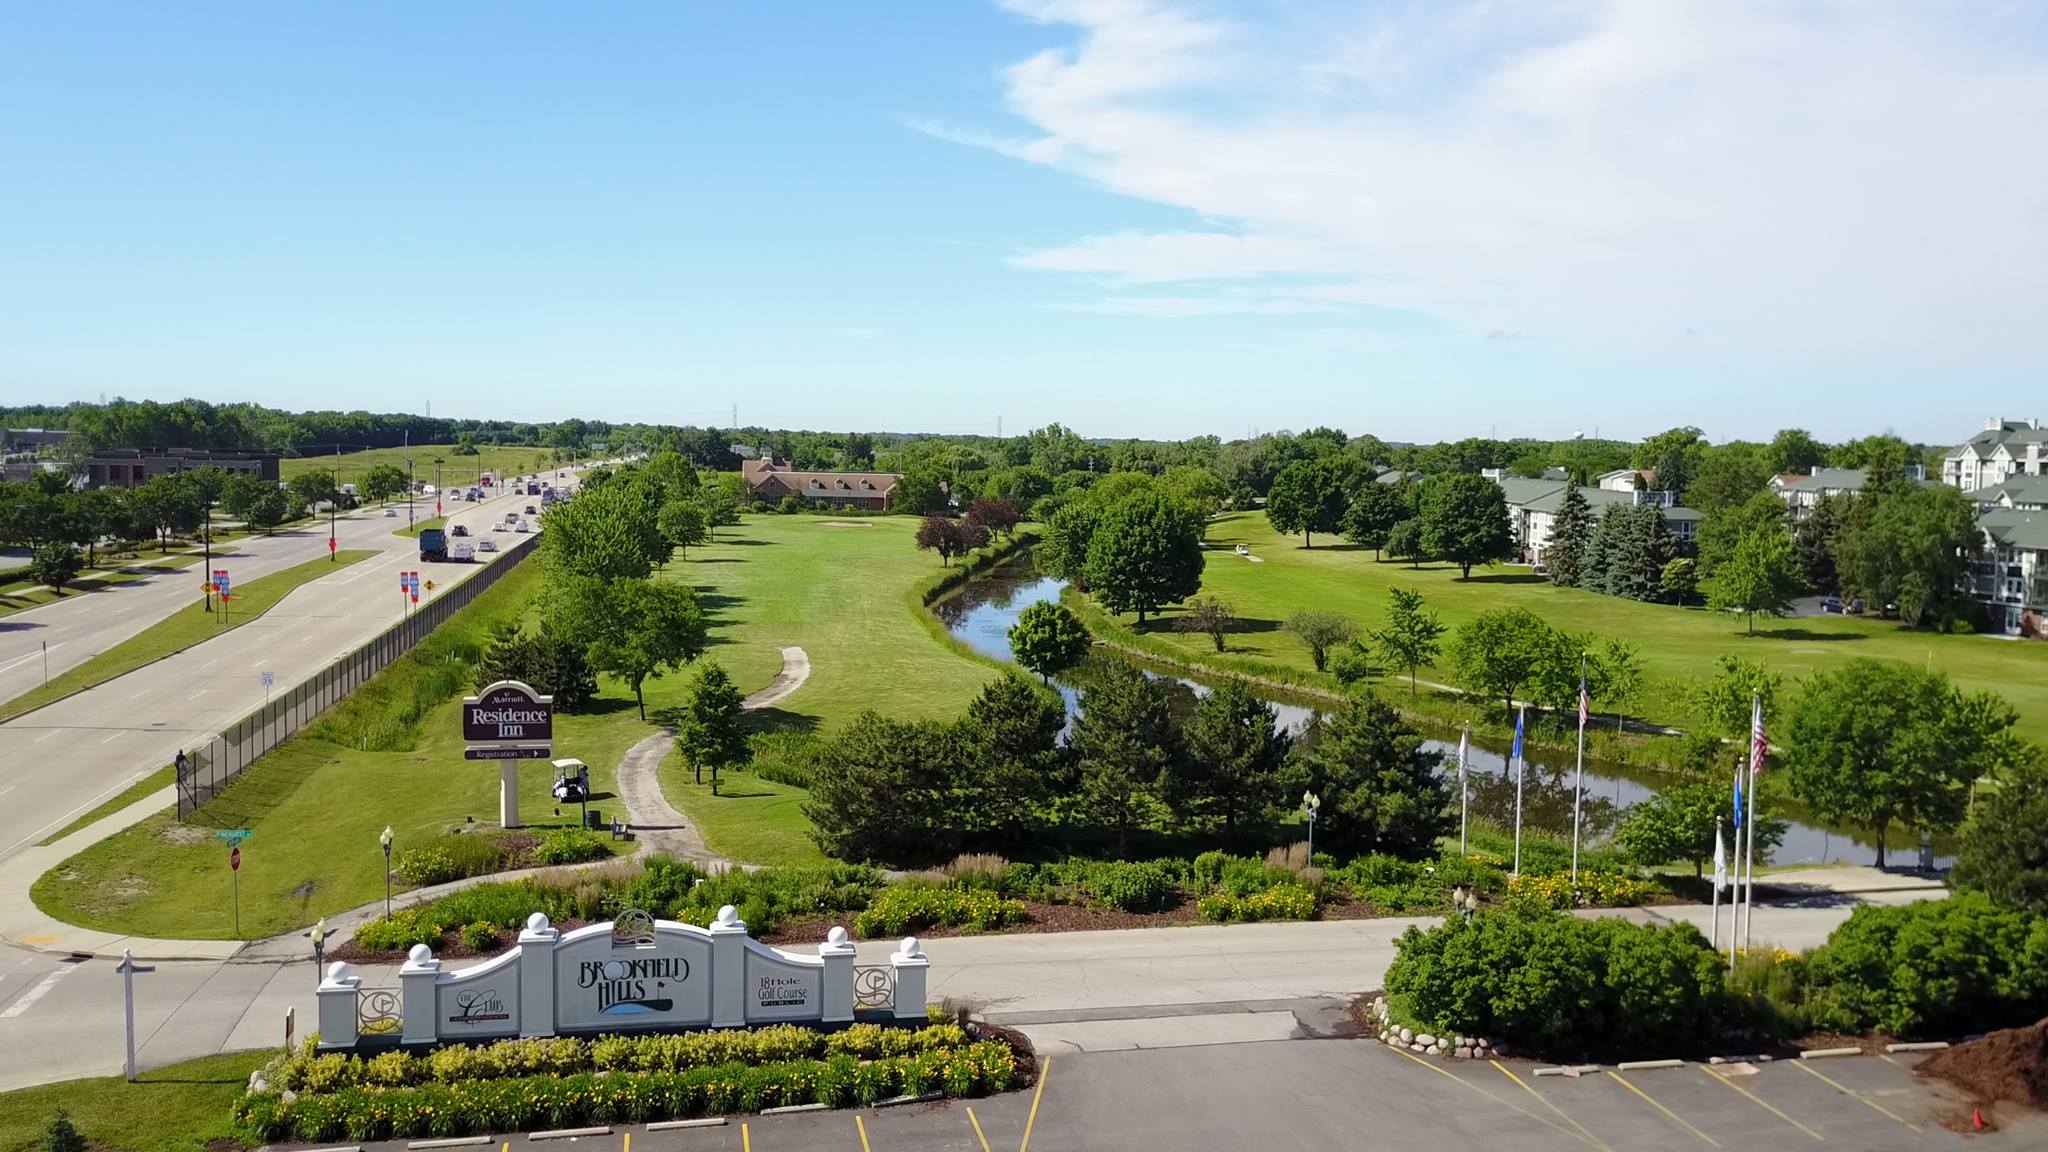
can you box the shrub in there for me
[1801,893,2048,1037]
[1079,861,1175,912]
[1506,869,1661,910]
[943,854,1012,891]
[1197,883,1318,923]
[853,884,1026,938]
[460,921,499,952]
[395,835,514,886]
[42,1110,86,1152]
[533,829,609,866]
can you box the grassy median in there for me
[0,1050,265,1152]
[0,551,374,723]
[0,550,214,619]
[280,443,566,490]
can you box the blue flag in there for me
[1511,707,1525,763]
[1732,768,1745,830]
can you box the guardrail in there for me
[174,531,541,818]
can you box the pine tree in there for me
[1580,505,1623,595]
[1545,485,1592,586]
[1795,491,1845,594]
[1610,505,1673,601]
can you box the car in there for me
[491,521,506,531]
[513,520,529,533]
[524,504,537,515]
[1531,563,1549,577]
[477,538,497,553]
[1820,595,1844,613]
[451,524,469,537]
[383,508,397,517]
[1234,544,1250,556]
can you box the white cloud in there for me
[958,0,2048,368]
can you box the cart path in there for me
[743,645,811,709]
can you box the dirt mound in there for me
[1918,1018,2048,1110]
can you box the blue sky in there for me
[3,1,2045,444]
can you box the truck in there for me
[419,527,448,562]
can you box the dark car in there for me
[450,524,469,538]
[1820,595,1843,613]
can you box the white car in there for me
[513,520,529,533]
[491,521,506,531]
[477,538,498,553]
[383,508,397,517]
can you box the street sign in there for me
[260,671,274,688]
[215,828,252,846]
[230,846,241,871]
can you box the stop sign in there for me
[230,846,240,872]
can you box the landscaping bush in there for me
[1196,882,1318,923]
[1800,893,2048,1037]
[460,921,498,952]
[668,863,883,936]
[852,883,1026,938]
[533,829,609,865]
[1385,905,1731,1057]
[1331,854,1449,913]
[1079,861,1175,912]
[394,834,516,886]
[1505,869,1662,910]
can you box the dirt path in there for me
[743,645,811,709]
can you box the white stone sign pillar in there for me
[890,936,929,1022]
[399,944,442,1045]
[500,761,520,828]
[819,926,857,1025]
[517,912,559,1038]
[708,905,748,1028]
[316,962,361,1050]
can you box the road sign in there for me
[463,745,552,760]
[328,536,337,553]
[230,846,241,871]
[214,828,253,846]
[261,671,274,688]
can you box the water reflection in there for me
[930,558,1931,868]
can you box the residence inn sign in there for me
[463,680,553,760]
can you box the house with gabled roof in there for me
[1944,417,2046,492]
[739,455,901,511]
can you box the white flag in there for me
[1713,826,1728,892]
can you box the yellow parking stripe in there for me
[1019,1056,1050,1152]
[1381,1045,1601,1150]
[857,1113,873,1152]
[1491,1060,1613,1152]
[742,1121,752,1152]
[1699,1066,1825,1142]
[1791,1060,1921,1132]
[966,1106,995,1152]
[1608,1070,1721,1148]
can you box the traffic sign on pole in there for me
[230,846,241,871]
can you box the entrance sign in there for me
[316,907,930,1051]
[463,680,554,828]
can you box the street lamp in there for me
[379,826,394,918]
[304,916,335,989]
[1451,886,1479,924]
[1302,791,1321,862]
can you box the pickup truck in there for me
[419,527,448,562]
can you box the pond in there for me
[931,556,1934,868]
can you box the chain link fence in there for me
[175,532,541,818]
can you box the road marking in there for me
[966,1107,994,1152]
[32,732,56,743]
[740,1122,750,1152]
[1791,1060,1920,1132]
[0,963,76,1019]
[0,787,13,797]
[99,731,126,744]
[1382,1046,1598,1150]
[1699,1065,1824,1141]
[1608,1070,1720,1147]
[856,1115,871,1152]
[1019,1054,1050,1152]
[621,1133,628,1152]
[0,642,62,675]
[188,690,206,699]
[1491,1060,1612,1152]
[129,688,149,700]
[252,658,268,668]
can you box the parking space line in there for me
[1790,1060,1920,1133]
[1019,1055,1050,1152]
[1608,1070,1720,1148]
[1381,1046,1600,1150]
[1491,1060,1613,1152]
[741,1122,751,1152]
[856,1114,871,1152]
[1698,1066,1825,1142]
[966,1107,994,1152]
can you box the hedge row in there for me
[239,1045,1018,1143]
[273,1023,973,1094]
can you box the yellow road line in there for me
[1491,1060,1613,1152]
[856,1114,872,1152]
[1381,1045,1600,1150]
[1608,1070,1721,1148]
[1699,1066,1825,1142]
[966,1106,994,1152]
[742,1121,752,1152]
[623,1134,630,1152]
[1791,1060,1921,1132]
[1019,1056,1050,1152]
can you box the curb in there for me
[529,1128,610,1141]
[409,1139,492,1149]
[877,1092,943,1107]
[1709,1054,1775,1064]
[1885,1041,1950,1054]
[1616,1059,1685,1071]
[646,1118,729,1131]
[1799,1047,1862,1060]
[1533,1065,1600,1077]
[761,1103,829,1115]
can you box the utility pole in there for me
[329,442,339,561]
[405,429,414,529]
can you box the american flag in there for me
[1578,675,1589,730]
[1750,695,1768,778]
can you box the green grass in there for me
[280,443,570,491]
[662,772,828,868]
[1094,512,2048,745]
[0,551,375,723]
[0,551,212,618]
[0,1050,266,1152]
[36,765,175,847]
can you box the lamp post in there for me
[379,826,394,918]
[304,916,335,989]
[1302,791,1321,862]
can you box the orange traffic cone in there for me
[1973,1107,1985,1130]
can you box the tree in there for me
[1781,659,2019,868]
[1833,482,1978,627]
[1708,522,1803,634]
[805,712,957,863]
[1545,485,1593,586]
[916,515,985,565]
[1604,504,1675,601]
[892,461,950,516]
[959,673,1064,840]
[1694,654,1781,741]
[243,484,292,532]
[675,661,749,787]
[1342,479,1403,559]
[1660,557,1699,605]
[964,496,1021,540]
[1007,600,1091,682]
[284,470,336,518]
[543,481,660,581]
[1082,489,1204,624]
[1373,587,1445,695]
[1598,638,1642,732]
[1301,690,1450,858]
[1951,755,2048,914]
[1037,499,1102,583]
[1385,517,1427,568]
[1682,444,1770,517]
[574,578,707,720]
[1695,489,1786,578]
[1266,458,1351,547]
[360,463,409,503]
[1287,611,1356,673]
[1616,780,1786,878]
[1447,608,1553,716]
[1766,428,1828,475]
[1174,678,1290,832]
[1417,473,1512,578]
[126,473,205,552]
[657,499,708,561]
[28,542,81,594]
[474,621,597,710]
[1176,595,1236,652]
[1794,492,1845,594]
[1070,658,1178,856]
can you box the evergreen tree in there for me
[1545,484,1592,586]
[1609,505,1674,601]
[1795,492,1845,594]
[804,712,960,864]
[1300,690,1450,858]
[675,661,749,787]
[1071,658,1180,856]
[1580,505,1625,595]
[1172,678,1291,832]
[960,673,1065,840]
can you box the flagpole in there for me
[1511,706,1526,876]
[1711,816,1723,953]
[1571,659,1587,883]
[1743,693,1761,955]
[1729,764,1741,971]
[1457,725,1470,856]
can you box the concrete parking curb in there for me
[1709,1054,1775,1064]
[408,1138,491,1149]
[877,1092,943,1107]
[761,1102,829,1115]
[1616,1059,1685,1071]
[1885,1041,1949,1053]
[1799,1046,1862,1060]
[1533,1065,1600,1077]
[529,1128,610,1141]
[646,1118,729,1131]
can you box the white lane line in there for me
[0,786,15,797]
[0,643,64,675]
[199,658,216,669]
[129,689,149,700]
[0,964,77,1019]
[252,658,269,668]
[31,732,57,743]
[99,731,126,744]
[187,689,207,699]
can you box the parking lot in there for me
[344,1026,2044,1152]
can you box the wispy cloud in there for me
[945,0,2048,368]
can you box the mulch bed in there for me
[1917,1018,2048,1117]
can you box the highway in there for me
[0,472,577,862]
